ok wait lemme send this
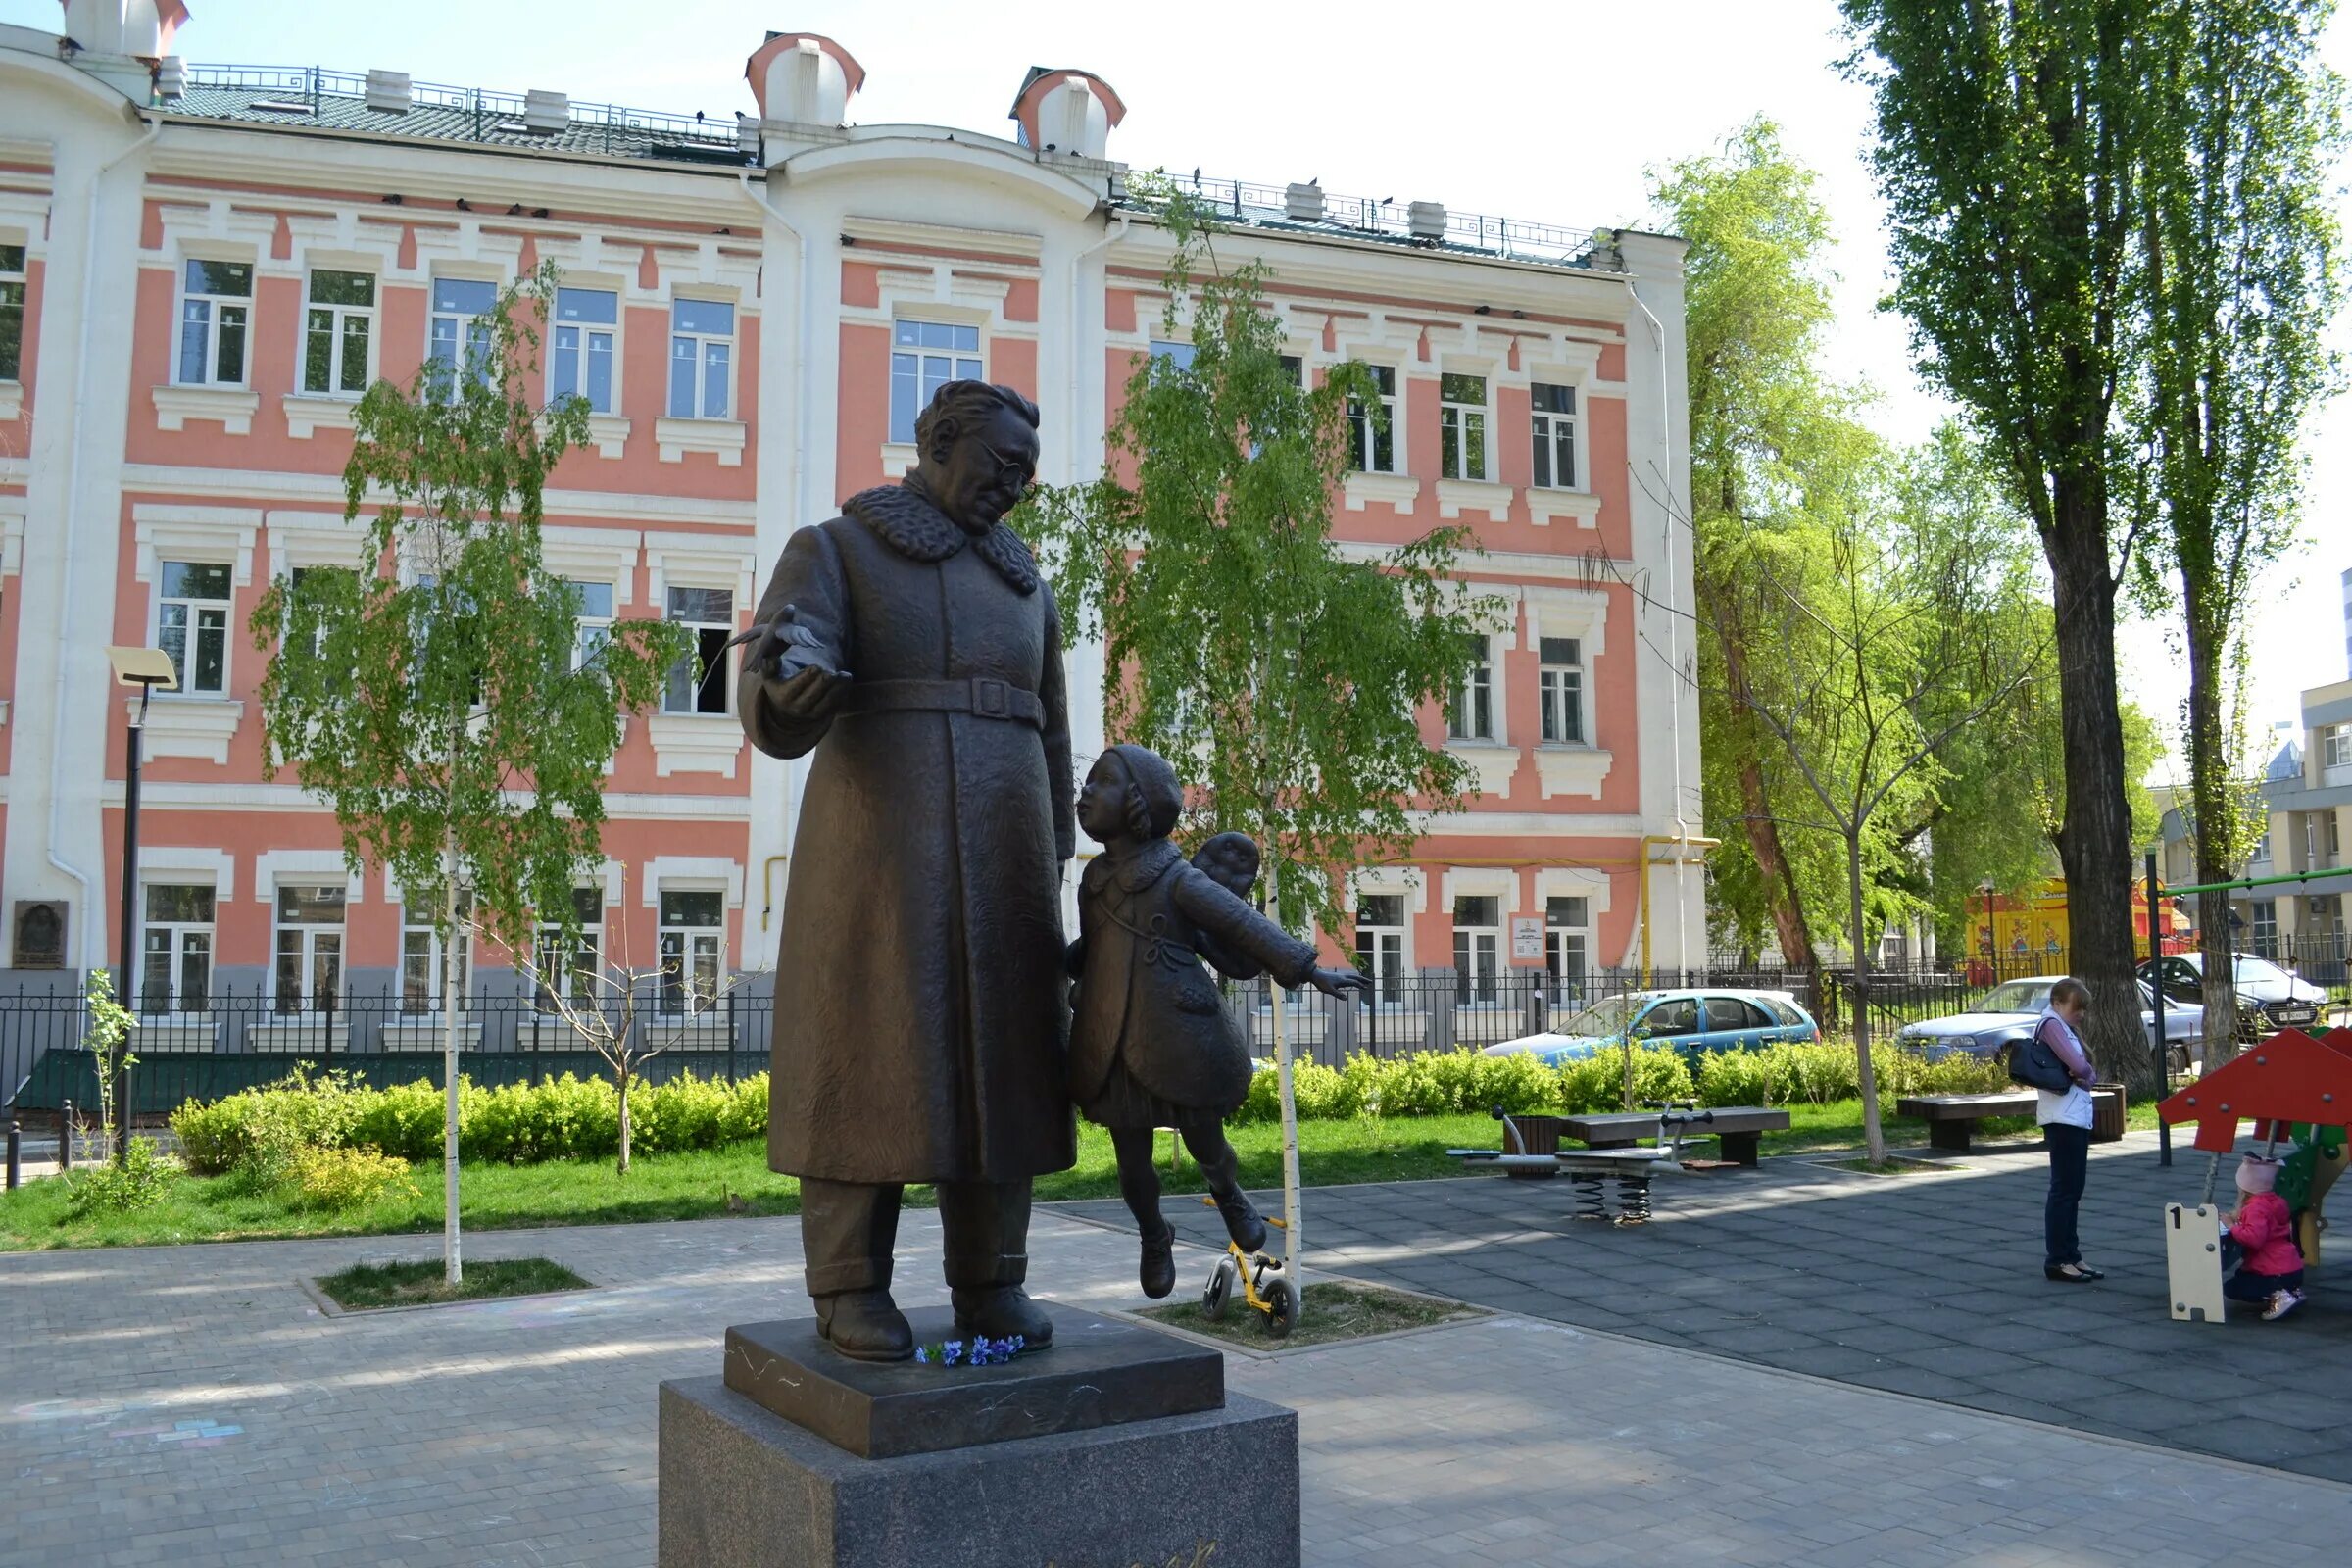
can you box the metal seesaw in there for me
[1449,1101,1716,1223]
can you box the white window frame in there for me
[1353,893,1408,1006]
[891,318,985,444]
[176,256,255,388]
[138,882,217,1015]
[1544,895,1591,1005]
[667,296,736,420]
[534,886,607,1013]
[1538,636,1586,746]
[1452,894,1502,1006]
[426,274,499,400]
[552,285,620,415]
[657,886,727,1015]
[155,558,235,698]
[2326,725,2352,770]
[1531,381,1579,491]
[566,578,616,673]
[271,883,348,1015]
[1448,633,1494,742]
[1347,363,1399,474]
[301,268,376,397]
[1439,372,1489,482]
[662,584,736,715]
[400,894,472,1016]
[0,239,24,384]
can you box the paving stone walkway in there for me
[1052,1130,2352,1483]
[2,1171,2349,1566]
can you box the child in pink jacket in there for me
[2222,1154,2305,1321]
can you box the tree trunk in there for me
[1848,830,1887,1166]
[1268,881,1303,1303]
[615,1062,632,1177]
[2181,573,2242,1066]
[2042,503,2152,1094]
[440,825,464,1286]
[1717,610,1819,968]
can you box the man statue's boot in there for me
[802,1177,912,1362]
[942,1177,1054,1348]
[814,1289,913,1363]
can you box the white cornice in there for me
[99,779,754,820]
[839,214,1044,263]
[122,463,756,525]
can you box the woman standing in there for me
[2037,977,2103,1283]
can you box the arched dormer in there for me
[745,31,864,126]
[1007,68,1124,160]
[59,0,187,59]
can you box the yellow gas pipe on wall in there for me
[1638,833,1720,985]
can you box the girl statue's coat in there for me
[1065,838,1318,1127]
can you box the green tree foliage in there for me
[1840,0,2162,1087]
[1021,190,1492,937]
[2128,0,2344,1056]
[1656,119,1884,970]
[249,265,686,1278]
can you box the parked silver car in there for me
[1893,976,2205,1071]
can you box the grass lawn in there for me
[316,1256,588,1310]
[0,1099,2169,1251]
[1141,1280,1480,1350]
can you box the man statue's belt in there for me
[837,677,1045,729]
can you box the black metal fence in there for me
[1,990,771,1115]
[5,941,2345,1116]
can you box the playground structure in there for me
[2157,1026,2350,1321]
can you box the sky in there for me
[10,0,2349,778]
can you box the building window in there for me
[534,887,605,1012]
[177,259,253,386]
[302,270,375,395]
[662,587,734,714]
[2327,724,2352,770]
[1545,896,1590,1002]
[2251,899,2278,957]
[1453,895,1500,1004]
[1149,337,1197,370]
[668,298,734,420]
[157,560,233,696]
[0,242,24,381]
[401,894,472,1015]
[2251,823,2273,863]
[272,884,346,1014]
[552,287,617,414]
[1347,365,1397,474]
[891,319,982,443]
[1539,637,1584,744]
[1439,372,1488,481]
[1279,354,1304,387]
[1447,634,1494,742]
[139,884,215,1013]
[427,276,498,399]
[1354,894,1405,1004]
[1532,382,1578,489]
[566,579,614,672]
[658,889,724,1014]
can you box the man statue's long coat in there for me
[740,484,1078,1186]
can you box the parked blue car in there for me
[1479,988,1819,1066]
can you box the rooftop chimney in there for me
[1407,201,1448,242]
[524,89,569,134]
[1285,182,1326,223]
[365,69,412,114]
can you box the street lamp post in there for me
[105,646,177,1166]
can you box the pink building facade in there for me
[0,9,1701,1026]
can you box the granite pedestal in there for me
[660,1303,1300,1568]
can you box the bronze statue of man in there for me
[738,381,1075,1362]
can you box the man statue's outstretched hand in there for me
[1308,966,1371,998]
[745,602,851,719]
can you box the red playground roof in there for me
[2158,1027,2352,1152]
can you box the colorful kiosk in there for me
[2156,1026,2349,1321]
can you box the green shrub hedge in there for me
[167,1042,2007,1171]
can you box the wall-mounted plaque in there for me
[12,901,66,970]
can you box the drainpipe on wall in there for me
[52,107,161,974]
[1624,276,1696,978]
[1067,207,1131,482]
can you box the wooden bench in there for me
[1555,1106,1791,1168]
[1894,1088,2124,1152]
